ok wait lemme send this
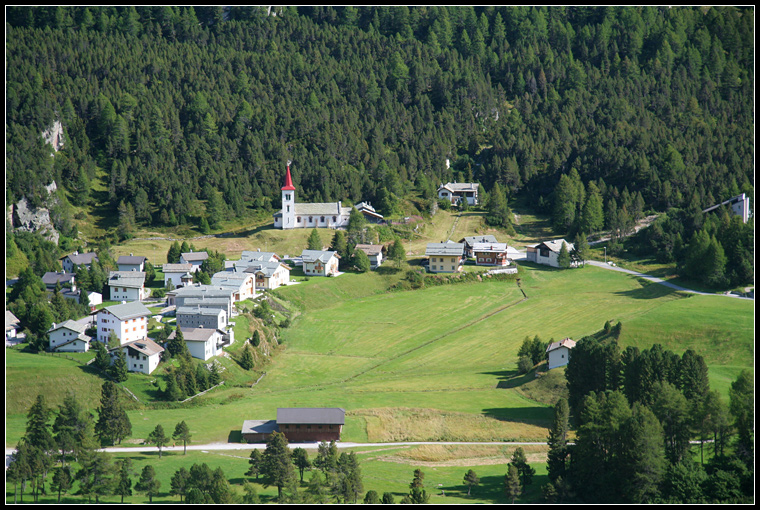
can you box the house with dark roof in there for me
[167,285,234,316]
[117,254,147,272]
[60,251,99,273]
[241,408,346,443]
[460,235,499,258]
[301,250,340,276]
[42,271,77,292]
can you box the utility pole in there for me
[604,246,607,263]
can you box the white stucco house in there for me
[301,250,341,276]
[48,320,92,352]
[167,327,226,361]
[60,251,99,273]
[525,239,578,268]
[163,263,194,288]
[211,271,256,301]
[437,182,480,206]
[176,306,228,330]
[95,301,151,345]
[111,338,164,375]
[108,271,147,301]
[546,338,577,370]
[179,251,209,272]
[117,255,147,272]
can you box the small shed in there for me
[241,420,279,443]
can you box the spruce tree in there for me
[307,228,322,250]
[135,465,161,503]
[170,467,191,502]
[558,241,571,269]
[173,421,192,455]
[547,398,570,482]
[147,424,169,458]
[261,431,296,501]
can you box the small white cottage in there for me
[546,338,577,370]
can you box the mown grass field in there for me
[5,260,754,450]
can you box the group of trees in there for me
[7,7,752,278]
[516,334,549,373]
[161,330,223,401]
[246,434,363,503]
[546,335,754,503]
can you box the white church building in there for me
[273,165,352,229]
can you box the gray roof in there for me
[237,261,289,278]
[301,250,340,264]
[117,255,147,265]
[109,271,146,288]
[240,251,280,263]
[176,306,225,317]
[242,420,279,435]
[62,251,98,266]
[355,244,383,256]
[42,272,76,286]
[538,239,574,254]
[181,251,209,262]
[277,408,345,425]
[99,301,151,321]
[425,243,464,257]
[183,297,231,307]
[167,327,223,342]
[461,235,499,246]
[439,182,480,192]
[211,271,252,282]
[471,242,509,253]
[6,310,20,329]
[163,263,193,273]
[48,319,88,334]
[171,285,235,299]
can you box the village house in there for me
[176,306,228,330]
[241,408,346,443]
[47,320,91,352]
[95,301,151,345]
[84,291,103,307]
[111,338,164,375]
[546,338,577,370]
[42,271,77,293]
[354,244,384,269]
[301,249,341,276]
[472,242,511,266]
[6,311,22,346]
[525,239,578,268]
[117,254,147,272]
[274,165,352,229]
[354,202,385,224]
[437,182,480,206]
[225,251,280,270]
[460,235,499,258]
[179,251,209,272]
[239,261,292,290]
[167,285,235,317]
[108,271,147,301]
[163,263,194,288]
[60,251,98,273]
[167,327,227,361]
[211,271,256,301]
[182,297,233,318]
[425,242,465,273]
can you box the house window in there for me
[297,216,301,222]
[320,216,325,222]
[309,216,313,222]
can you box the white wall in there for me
[548,347,571,370]
[110,285,144,302]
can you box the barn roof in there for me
[277,408,345,425]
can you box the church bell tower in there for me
[281,162,296,229]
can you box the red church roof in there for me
[281,165,296,191]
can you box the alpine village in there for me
[5,6,755,505]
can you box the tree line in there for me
[6,7,753,272]
[543,330,753,503]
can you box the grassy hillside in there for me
[5,261,753,449]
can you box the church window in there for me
[320,216,325,222]
[332,216,336,222]
[297,217,301,222]
[309,216,313,222]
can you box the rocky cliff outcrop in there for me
[41,120,65,152]
[11,196,60,245]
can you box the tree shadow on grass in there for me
[480,369,536,389]
[226,223,275,238]
[481,407,553,428]
[613,279,684,299]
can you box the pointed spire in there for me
[281,164,295,191]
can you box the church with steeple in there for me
[273,164,353,229]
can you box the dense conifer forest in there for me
[5,6,754,285]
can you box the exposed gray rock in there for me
[41,120,65,152]
[12,197,60,245]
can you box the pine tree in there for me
[135,465,161,503]
[240,344,255,370]
[558,241,571,269]
[547,397,570,482]
[108,347,129,382]
[463,469,480,496]
[511,447,536,486]
[292,447,312,483]
[261,431,296,501]
[147,424,169,458]
[173,421,192,454]
[353,248,371,272]
[505,464,522,503]
[51,465,73,503]
[95,381,132,446]
[307,228,322,250]
[170,467,191,502]
[113,457,135,503]
[247,449,263,479]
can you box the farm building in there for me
[546,338,576,370]
[241,408,346,443]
